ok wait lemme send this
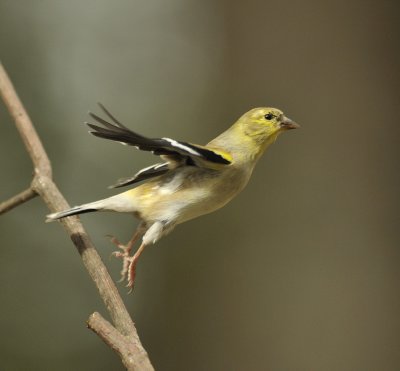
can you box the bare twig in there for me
[0,187,37,214]
[0,63,154,371]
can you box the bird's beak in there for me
[280,116,300,130]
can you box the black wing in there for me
[86,104,232,166]
[109,162,169,188]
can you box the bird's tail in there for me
[46,200,107,222]
[46,192,136,222]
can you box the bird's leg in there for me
[110,230,141,257]
[108,226,144,283]
[126,241,148,292]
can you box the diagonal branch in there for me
[0,65,51,177]
[0,63,153,371]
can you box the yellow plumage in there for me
[47,105,299,290]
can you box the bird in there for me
[46,104,299,291]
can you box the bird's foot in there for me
[126,257,139,293]
[107,235,133,282]
[107,235,140,292]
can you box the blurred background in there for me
[1,0,399,370]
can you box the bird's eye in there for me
[264,113,274,120]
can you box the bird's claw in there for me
[106,234,128,251]
[126,258,138,291]
[107,235,138,292]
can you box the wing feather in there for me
[109,163,170,188]
[87,104,232,166]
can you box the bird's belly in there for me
[174,185,240,224]
[123,163,253,228]
[135,167,251,225]
[141,195,221,226]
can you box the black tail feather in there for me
[97,102,129,129]
[46,206,98,222]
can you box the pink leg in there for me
[108,226,144,285]
[125,241,148,292]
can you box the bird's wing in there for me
[109,162,169,188]
[86,104,233,169]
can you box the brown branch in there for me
[88,312,151,370]
[0,187,37,214]
[0,67,51,177]
[0,63,154,371]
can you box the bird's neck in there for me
[209,124,278,164]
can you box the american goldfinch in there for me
[47,104,299,290]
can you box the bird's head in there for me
[208,107,299,163]
[232,107,299,160]
[241,107,299,138]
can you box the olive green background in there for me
[1,1,399,370]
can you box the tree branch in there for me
[0,63,153,371]
[0,187,37,214]
[87,312,151,370]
